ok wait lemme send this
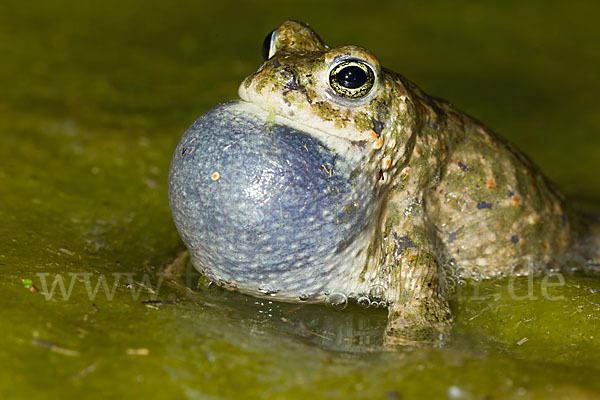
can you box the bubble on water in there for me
[376,301,387,308]
[445,275,458,293]
[325,293,347,311]
[369,284,384,301]
[357,296,371,308]
[299,293,309,301]
[471,266,483,281]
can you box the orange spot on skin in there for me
[384,157,392,169]
[211,172,221,181]
[369,130,378,140]
[373,138,384,150]
[527,214,540,225]
[486,178,497,189]
[511,195,522,206]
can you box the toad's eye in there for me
[262,29,277,60]
[329,60,375,99]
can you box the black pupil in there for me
[262,29,276,60]
[336,65,367,89]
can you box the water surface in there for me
[1,1,599,399]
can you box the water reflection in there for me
[165,259,388,353]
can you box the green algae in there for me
[1,0,599,399]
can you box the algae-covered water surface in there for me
[1,1,599,399]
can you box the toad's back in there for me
[407,95,580,278]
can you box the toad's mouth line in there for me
[237,99,366,149]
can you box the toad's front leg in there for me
[384,240,452,347]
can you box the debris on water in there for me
[33,339,79,357]
[22,278,38,292]
[140,300,179,305]
[59,248,75,256]
[126,348,149,356]
[73,362,100,380]
[517,337,529,346]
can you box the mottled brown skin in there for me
[238,21,599,346]
[398,92,574,278]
